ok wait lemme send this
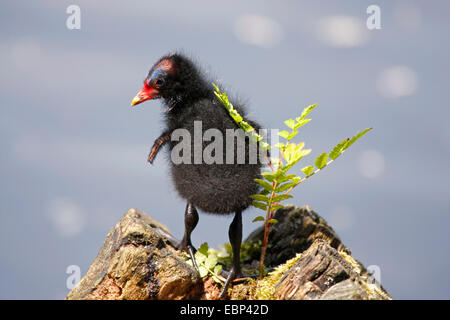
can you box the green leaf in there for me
[215,85,272,157]
[240,121,255,133]
[283,148,312,171]
[205,254,218,270]
[259,141,270,151]
[315,152,328,169]
[301,165,315,176]
[249,134,259,145]
[277,174,298,183]
[272,194,293,202]
[261,171,277,182]
[251,201,267,210]
[254,178,274,191]
[298,104,318,121]
[287,131,299,140]
[275,182,297,193]
[198,266,208,278]
[289,176,302,183]
[213,264,222,275]
[270,204,284,211]
[198,242,209,256]
[230,109,243,123]
[252,216,265,222]
[250,194,270,203]
[268,219,278,224]
[274,142,285,149]
[217,244,230,258]
[284,119,295,130]
[343,128,373,150]
[294,118,311,129]
[329,138,350,160]
[283,142,306,162]
[278,130,290,139]
[195,251,206,264]
[273,168,287,179]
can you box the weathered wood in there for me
[243,205,350,267]
[273,239,390,300]
[66,206,391,300]
[66,208,203,300]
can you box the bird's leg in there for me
[219,210,243,299]
[148,131,171,164]
[179,202,199,271]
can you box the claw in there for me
[218,268,258,299]
[155,227,200,273]
[184,244,199,272]
[219,267,241,299]
[222,271,258,282]
[154,227,181,248]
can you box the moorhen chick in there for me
[131,53,264,298]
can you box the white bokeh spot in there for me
[234,14,283,48]
[377,66,418,98]
[317,16,368,47]
[47,198,85,237]
[357,149,385,179]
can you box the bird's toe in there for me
[219,266,245,299]
[178,242,199,273]
[154,227,181,248]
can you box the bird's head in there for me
[131,53,210,108]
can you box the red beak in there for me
[131,84,159,106]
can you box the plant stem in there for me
[258,176,278,279]
[258,149,287,279]
[258,159,335,278]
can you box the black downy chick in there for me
[131,53,264,298]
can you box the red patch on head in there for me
[154,58,175,74]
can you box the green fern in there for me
[213,84,372,278]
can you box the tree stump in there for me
[66,206,391,300]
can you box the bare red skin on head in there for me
[153,58,175,75]
[142,58,175,96]
[139,84,158,97]
[139,59,175,98]
[132,57,176,105]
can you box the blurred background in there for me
[0,0,449,299]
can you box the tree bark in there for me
[66,206,391,300]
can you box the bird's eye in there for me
[155,78,165,87]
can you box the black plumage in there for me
[131,53,264,297]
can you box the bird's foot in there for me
[154,227,181,248]
[220,270,258,282]
[219,267,253,299]
[179,241,199,273]
[155,228,200,273]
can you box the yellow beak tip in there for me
[131,96,140,107]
